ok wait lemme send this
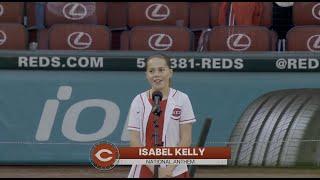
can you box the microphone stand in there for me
[153,104,161,178]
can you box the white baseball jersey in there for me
[127,88,196,178]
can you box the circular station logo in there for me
[90,141,120,171]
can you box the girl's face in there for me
[146,57,173,91]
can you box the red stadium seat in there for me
[120,26,194,51]
[261,2,273,28]
[45,2,107,27]
[0,23,27,50]
[106,2,128,30]
[189,2,210,31]
[0,2,24,24]
[286,26,320,52]
[210,2,273,27]
[209,2,221,27]
[39,24,111,50]
[204,26,277,51]
[106,2,128,50]
[293,2,320,26]
[127,2,189,28]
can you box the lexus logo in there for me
[0,30,7,45]
[0,4,4,16]
[145,3,170,21]
[62,2,87,20]
[227,33,251,51]
[307,34,320,52]
[148,34,173,51]
[67,32,92,50]
[312,3,320,20]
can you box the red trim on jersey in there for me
[179,118,196,122]
[139,94,145,144]
[128,126,140,130]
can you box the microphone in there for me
[152,91,163,116]
[151,91,163,178]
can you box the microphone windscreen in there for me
[152,91,163,101]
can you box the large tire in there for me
[229,89,320,167]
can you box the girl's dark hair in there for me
[146,53,171,70]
